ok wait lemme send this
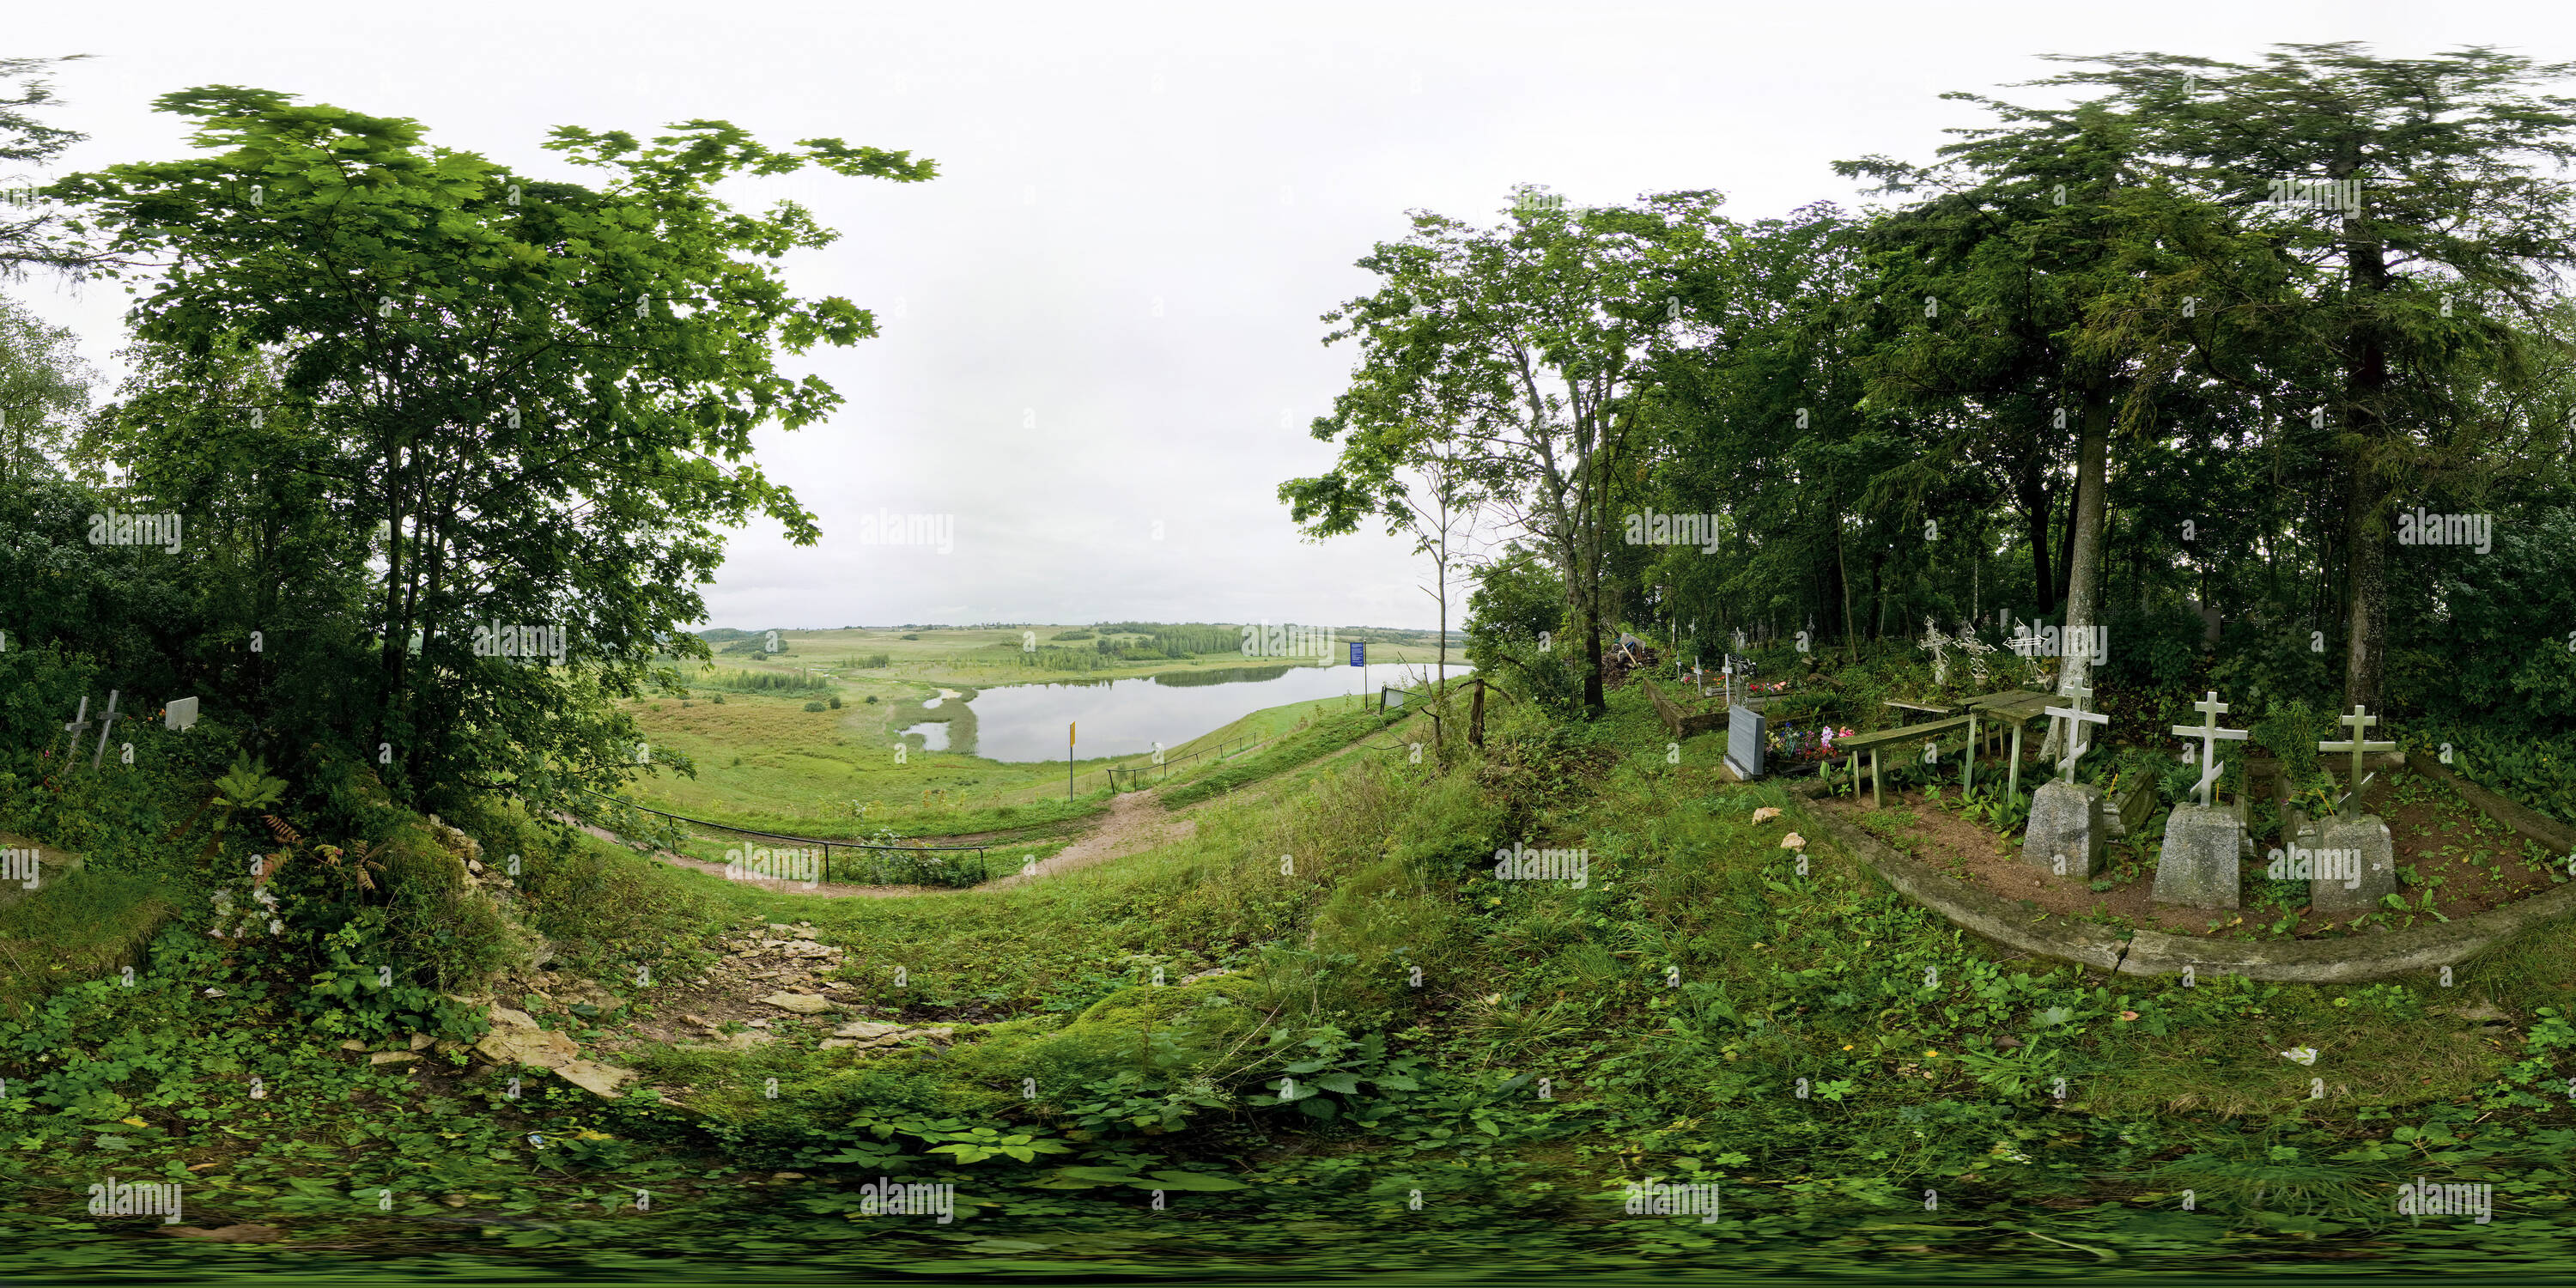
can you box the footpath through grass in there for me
[3,684,2573,1279]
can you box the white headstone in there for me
[165,696,200,732]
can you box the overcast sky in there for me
[10,0,2563,630]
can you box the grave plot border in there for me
[1641,677,1729,739]
[1792,777,2576,983]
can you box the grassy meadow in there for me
[616,623,1461,841]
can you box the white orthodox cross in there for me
[2318,704,2397,819]
[2044,684,2107,777]
[63,696,91,752]
[89,690,120,769]
[2171,690,2249,808]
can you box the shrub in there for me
[829,696,842,709]
[865,696,878,704]
[2103,599,2208,690]
[2252,698,2326,783]
[700,668,829,694]
[804,701,828,712]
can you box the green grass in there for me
[675,624,1463,692]
[0,865,174,1014]
[6,666,2576,1276]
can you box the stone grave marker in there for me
[1726,703,1765,781]
[2154,690,2251,909]
[2023,686,2110,878]
[2312,705,2400,914]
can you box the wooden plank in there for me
[1838,714,1973,752]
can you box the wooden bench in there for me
[1967,689,2057,801]
[1828,714,1977,808]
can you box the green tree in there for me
[1305,188,1735,713]
[2023,43,2576,711]
[1,55,110,279]
[58,87,934,804]
[0,292,90,482]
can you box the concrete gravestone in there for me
[2154,690,2250,909]
[2023,686,2110,878]
[1726,704,1765,781]
[2312,705,2400,915]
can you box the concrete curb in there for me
[1793,781,2576,982]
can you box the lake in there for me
[941,661,1462,762]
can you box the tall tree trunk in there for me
[2340,200,2391,714]
[1835,510,1856,661]
[1580,456,1607,714]
[2043,396,2111,757]
[2018,460,2056,615]
[1433,550,1448,744]
[2053,471,2081,613]
[1870,547,1885,641]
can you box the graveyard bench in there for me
[1967,689,2057,802]
[1831,714,1977,807]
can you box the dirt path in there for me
[978,790,1196,890]
[563,789,1194,900]
[557,816,944,899]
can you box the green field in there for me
[616,624,1462,841]
[10,677,2575,1279]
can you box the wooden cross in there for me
[2318,703,2397,818]
[2043,684,2107,777]
[89,690,120,769]
[2171,690,2250,808]
[62,696,91,753]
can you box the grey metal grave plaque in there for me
[1726,704,1765,781]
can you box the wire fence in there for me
[1104,736,1262,792]
[568,785,994,886]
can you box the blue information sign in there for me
[1349,641,1366,667]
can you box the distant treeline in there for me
[842,653,892,668]
[696,668,831,694]
[1091,622,1448,652]
[1011,646,1116,671]
[1091,623,1242,657]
